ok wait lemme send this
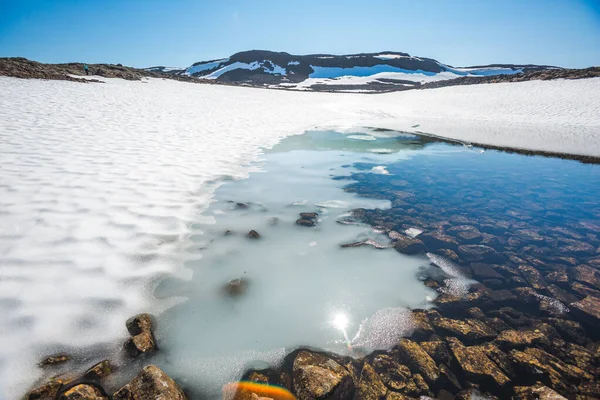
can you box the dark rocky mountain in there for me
[154,50,562,92]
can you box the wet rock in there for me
[27,381,62,400]
[487,289,518,305]
[470,263,503,281]
[394,236,426,255]
[371,354,411,391]
[514,229,545,243]
[562,241,596,257]
[296,219,316,227]
[494,329,549,349]
[39,354,70,367]
[474,342,514,378]
[512,383,567,400]
[488,307,530,328]
[113,366,186,400]
[124,313,156,357]
[247,230,261,238]
[299,212,319,220]
[455,388,498,400]
[83,360,113,381]
[420,231,459,251]
[509,350,564,392]
[457,245,502,263]
[384,392,413,400]
[546,284,578,305]
[578,381,600,398]
[357,363,387,400]
[570,295,600,329]
[396,339,439,384]
[340,239,391,249]
[420,340,450,365]
[572,264,600,289]
[447,225,483,244]
[292,351,354,400]
[516,265,547,290]
[409,310,435,341]
[411,373,431,397]
[447,337,510,390]
[434,249,460,263]
[431,317,497,344]
[61,384,107,400]
[523,347,592,381]
[435,290,490,314]
[547,318,588,345]
[223,278,249,297]
[545,270,569,286]
[570,282,600,298]
[438,363,462,393]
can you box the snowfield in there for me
[0,75,599,398]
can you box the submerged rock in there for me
[457,245,502,263]
[340,239,391,249]
[394,236,426,255]
[299,212,319,220]
[61,384,108,400]
[224,278,249,297]
[296,219,315,227]
[124,313,156,357]
[570,295,600,329]
[83,360,114,381]
[247,230,261,238]
[292,351,354,400]
[113,365,187,400]
[419,231,459,251]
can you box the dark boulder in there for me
[394,236,426,255]
[113,365,187,400]
[247,230,260,238]
[457,245,502,263]
[292,351,354,400]
[60,384,108,400]
[124,313,156,357]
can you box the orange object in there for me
[223,381,296,400]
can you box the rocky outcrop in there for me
[124,314,156,357]
[395,339,439,385]
[292,351,354,400]
[394,236,426,255]
[494,329,549,349]
[60,384,107,400]
[357,363,388,400]
[113,365,187,400]
[431,317,497,344]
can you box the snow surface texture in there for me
[0,75,599,397]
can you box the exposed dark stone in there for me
[420,340,450,365]
[292,351,354,400]
[395,339,439,385]
[517,265,547,290]
[434,248,460,263]
[570,295,600,330]
[409,310,435,341]
[247,230,260,238]
[357,363,387,400]
[438,363,462,393]
[296,219,316,227]
[113,365,187,400]
[60,384,107,400]
[27,381,62,400]
[124,313,156,357]
[457,245,502,263]
[394,236,426,255]
[512,383,567,400]
[431,317,497,344]
[420,231,459,251]
[494,329,549,350]
[572,264,600,289]
[546,318,588,345]
[470,263,504,281]
[474,342,514,378]
[340,239,391,249]
[371,354,412,392]
[39,354,70,367]
[299,212,319,220]
[447,337,510,390]
[83,360,114,381]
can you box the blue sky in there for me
[1,0,599,68]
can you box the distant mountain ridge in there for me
[146,50,560,92]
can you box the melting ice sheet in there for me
[154,131,436,397]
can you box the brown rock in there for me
[396,339,439,385]
[292,351,354,400]
[224,278,249,297]
[474,342,514,378]
[570,295,600,328]
[124,314,156,357]
[457,245,502,263]
[299,212,318,220]
[523,347,593,381]
[83,360,113,381]
[447,337,510,390]
[125,314,153,336]
[572,264,600,289]
[394,236,426,255]
[357,363,387,400]
[509,350,566,392]
[494,329,549,349]
[512,383,567,400]
[113,365,186,400]
[39,354,70,367]
[470,263,503,280]
[517,265,547,290]
[420,231,459,250]
[296,219,315,227]
[27,381,62,400]
[60,384,107,400]
[371,354,411,391]
[384,392,413,400]
[409,310,435,341]
[431,317,497,344]
[420,341,450,365]
[547,318,588,345]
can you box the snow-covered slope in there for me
[0,75,598,398]
[171,50,558,91]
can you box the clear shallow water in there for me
[152,131,446,397]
